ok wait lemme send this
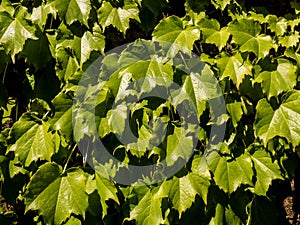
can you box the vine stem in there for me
[63,143,78,173]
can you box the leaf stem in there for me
[49,15,53,30]
[179,51,189,70]
[63,143,78,173]
[2,63,8,84]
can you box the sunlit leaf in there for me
[228,19,273,59]
[25,163,91,225]
[254,91,300,147]
[98,1,140,34]
[153,15,200,56]
[9,113,58,167]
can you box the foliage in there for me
[0,0,299,224]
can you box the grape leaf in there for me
[168,173,209,217]
[255,59,297,99]
[25,163,90,225]
[152,15,200,56]
[250,149,283,195]
[64,217,81,225]
[209,204,224,225]
[95,172,119,218]
[198,18,230,50]
[21,30,52,69]
[207,149,253,193]
[254,91,300,147]
[51,0,91,26]
[211,0,231,10]
[65,24,105,66]
[0,7,37,61]
[228,19,273,59]
[129,189,166,225]
[49,92,73,141]
[31,4,57,29]
[166,126,194,166]
[55,42,79,82]
[278,32,300,48]
[0,0,14,15]
[142,0,167,17]
[267,15,288,36]
[247,196,278,225]
[98,1,140,34]
[185,0,210,14]
[8,113,58,167]
[285,47,300,65]
[216,52,252,87]
[226,101,243,128]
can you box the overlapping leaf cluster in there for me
[0,0,299,224]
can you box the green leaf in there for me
[49,92,73,141]
[109,102,127,137]
[168,173,209,218]
[166,126,194,166]
[225,206,242,225]
[64,217,81,225]
[64,24,105,66]
[185,0,210,14]
[255,59,297,99]
[95,172,119,218]
[98,1,140,34]
[207,146,253,193]
[278,32,300,48]
[0,0,14,15]
[21,29,52,69]
[216,52,252,87]
[228,19,273,59]
[31,4,57,29]
[247,196,278,225]
[198,18,230,50]
[250,149,283,195]
[152,15,200,56]
[208,202,246,225]
[8,113,58,167]
[267,15,288,36]
[142,0,167,18]
[0,7,37,61]
[128,188,166,225]
[211,0,231,10]
[226,101,243,128]
[25,163,90,225]
[55,42,79,82]
[285,47,300,65]
[254,91,300,147]
[51,0,91,26]
[209,204,224,225]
